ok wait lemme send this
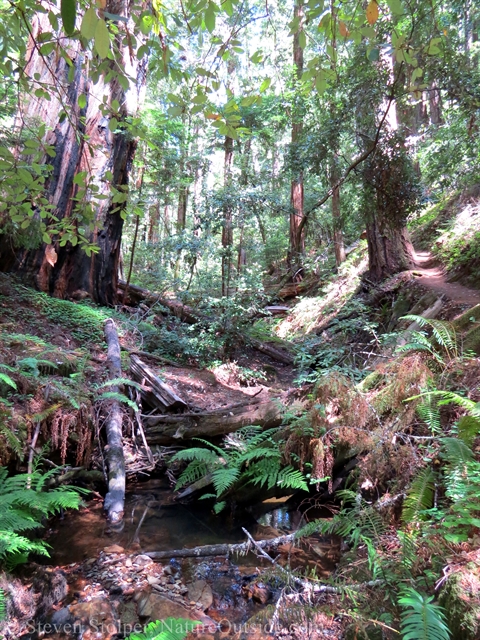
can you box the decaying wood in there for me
[119,281,293,365]
[103,318,126,524]
[130,354,188,412]
[251,339,294,365]
[122,347,182,368]
[143,399,282,445]
[118,280,199,324]
[144,531,298,560]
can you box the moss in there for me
[358,370,384,392]
[453,304,480,330]
[438,573,480,640]
[463,324,480,355]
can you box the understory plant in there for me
[126,618,200,640]
[0,464,84,568]
[171,426,308,513]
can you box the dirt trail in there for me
[412,251,480,306]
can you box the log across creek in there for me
[142,398,283,445]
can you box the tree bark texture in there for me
[0,1,148,305]
[103,318,126,523]
[142,399,282,445]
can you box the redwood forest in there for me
[0,0,480,638]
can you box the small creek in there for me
[37,480,339,638]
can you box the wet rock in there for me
[133,554,153,568]
[118,601,140,629]
[104,545,125,554]
[32,567,68,612]
[134,590,213,625]
[187,580,213,611]
[49,606,73,629]
[68,597,118,639]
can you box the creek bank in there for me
[2,532,343,640]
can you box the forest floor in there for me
[3,192,480,639]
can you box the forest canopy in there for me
[0,0,478,302]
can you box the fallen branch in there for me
[144,532,298,559]
[103,318,126,524]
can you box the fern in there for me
[0,372,16,390]
[0,465,83,566]
[402,468,435,524]
[96,391,138,411]
[441,436,474,466]
[456,414,480,446]
[416,396,441,435]
[171,429,308,512]
[126,618,200,640]
[0,588,5,622]
[398,587,450,640]
[97,378,143,391]
[400,315,458,361]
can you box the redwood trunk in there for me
[288,0,305,276]
[0,2,147,305]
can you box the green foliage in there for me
[0,465,83,567]
[125,618,200,640]
[398,316,458,362]
[171,426,308,512]
[398,587,451,640]
[402,468,435,524]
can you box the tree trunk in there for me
[0,2,147,305]
[330,154,345,267]
[365,216,414,282]
[288,0,305,277]
[221,135,234,297]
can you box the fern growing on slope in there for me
[0,465,83,567]
[171,427,308,513]
[398,587,451,640]
[398,315,458,363]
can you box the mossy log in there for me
[143,399,282,445]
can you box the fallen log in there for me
[250,338,294,365]
[143,399,283,445]
[119,281,294,365]
[144,532,297,560]
[118,280,198,324]
[103,318,126,524]
[130,354,188,412]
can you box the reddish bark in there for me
[0,2,147,305]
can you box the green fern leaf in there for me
[456,415,480,446]
[212,465,241,496]
[399,587,450,640]
[402,468,435,524]
[0,372,16,390]
[125,617,200,640]
[97,378,143,391]
[97,391,138,411]
[441,437,474,467]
